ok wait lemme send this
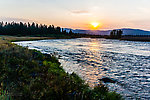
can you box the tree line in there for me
[0,21,74,37]
[109,30,123,39]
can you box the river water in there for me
[14,38,150,99]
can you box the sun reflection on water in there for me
[88,39,101,51]
[82,39,106,87]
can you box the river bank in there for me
[0,36,122,100]
[121,36,150,42]
[15,38,150,99]
[0,35,74,42]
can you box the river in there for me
[14,38,150,99]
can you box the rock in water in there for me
[99,77,116,83]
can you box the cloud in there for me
[71,10,91,15]
[0,17,35,23]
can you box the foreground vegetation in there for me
[0,37,123,100]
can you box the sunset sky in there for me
[0,0,150,30]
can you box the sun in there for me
[90,22,100,29]
[91,22,99,27]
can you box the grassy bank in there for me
[0,35,73,42]
[121,36,150,42]
[0,36,123,100]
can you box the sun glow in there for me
[91,22,99,27]
[90,22,101,30]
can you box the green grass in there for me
[0,36,53,42]
[0,39,123,100]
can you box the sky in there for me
[0,0,150,30]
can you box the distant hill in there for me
[64,28,150,36]
[121,28,150,36]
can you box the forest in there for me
[0,21,73,37]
